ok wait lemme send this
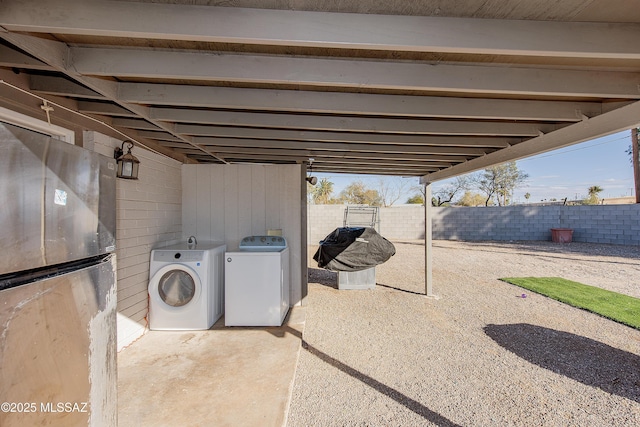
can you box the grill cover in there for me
[313,227,396,272]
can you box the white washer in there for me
[225,236,290,327]
[148,242,226,330]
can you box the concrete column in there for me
[424,183,434,297]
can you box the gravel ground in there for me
[287,240,640,426]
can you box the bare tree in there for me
[376,177,411,207]
[476,162,528,206]
[408,176,469,206]
[433,176,470,206]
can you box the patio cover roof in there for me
[1,0,640,182]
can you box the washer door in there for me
[150,264,202,308]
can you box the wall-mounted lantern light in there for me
[306,158,317,185]
[114,140,140,180]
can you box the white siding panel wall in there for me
[182,164,304,306]
[88,132,182,351]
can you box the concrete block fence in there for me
[308,204,640,246]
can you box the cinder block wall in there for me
[378,206,426,240]
[432,205,640,245]
[308,205,345,244]
[308,205,426,243]
[308,204,640,246]
[557,205,640,245]
[433,206,554,241]
[89,132,182,351]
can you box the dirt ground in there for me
[287,240,640,426]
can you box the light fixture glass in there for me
[114,140,140,180]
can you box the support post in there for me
[632,128,640,204]
[424,182,435,297]
[300,163,308,305]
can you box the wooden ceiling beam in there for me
[193,136,489,155]
[26,75,605,122]
[74,47,640,99]
[0,32,211,163]
[122,82,611,120]
[193,147,461,163]
[422,100,640,182]
[3,0,640,60]
[174,122,546,139]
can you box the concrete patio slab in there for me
[117,307,305,427]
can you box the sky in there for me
[311,130,637,204]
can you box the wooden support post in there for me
[300,164,309,305]
[424,182,435,297]
[632,128,640,204]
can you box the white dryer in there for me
[225,236,290,327]
[148,242,226,330]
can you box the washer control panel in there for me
[152,250,204,262]
[238,235,287,251]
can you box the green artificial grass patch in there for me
[500,277,640,330]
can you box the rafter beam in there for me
[136,131,183,142]
[3,0,640,60]
[313,165,435,175]
[149,106,595,133]
[315,169,424,176]
[77,100,139,117]
[189,150,448,168]
[73,47,640,98]
[124,83,604,120]
[159,88,603,121]
[147,86,585,126]
[171,123,540,143]
[168,145,461,163]
[0,32,213,164]
[309,159,442,168]
[163,144,462,166]
[29,75,104,100]
[172,122,545,139]
[110,118,163,131]
[194,136,488,156]
[421,100,640,182]
[180,145,464,168]
[136,128,520,148]
[0,44,52,71]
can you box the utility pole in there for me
[633,128,640,204]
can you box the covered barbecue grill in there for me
[313,227,395,289]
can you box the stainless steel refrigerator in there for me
[0,122,117,426]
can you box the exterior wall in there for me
[433,205,640,245]
[182,164,304,305]
[308,204,640,246]
[89,132,182,351]
[378,205,426,240]
[308,205,345,244]
[308,204,426,243]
